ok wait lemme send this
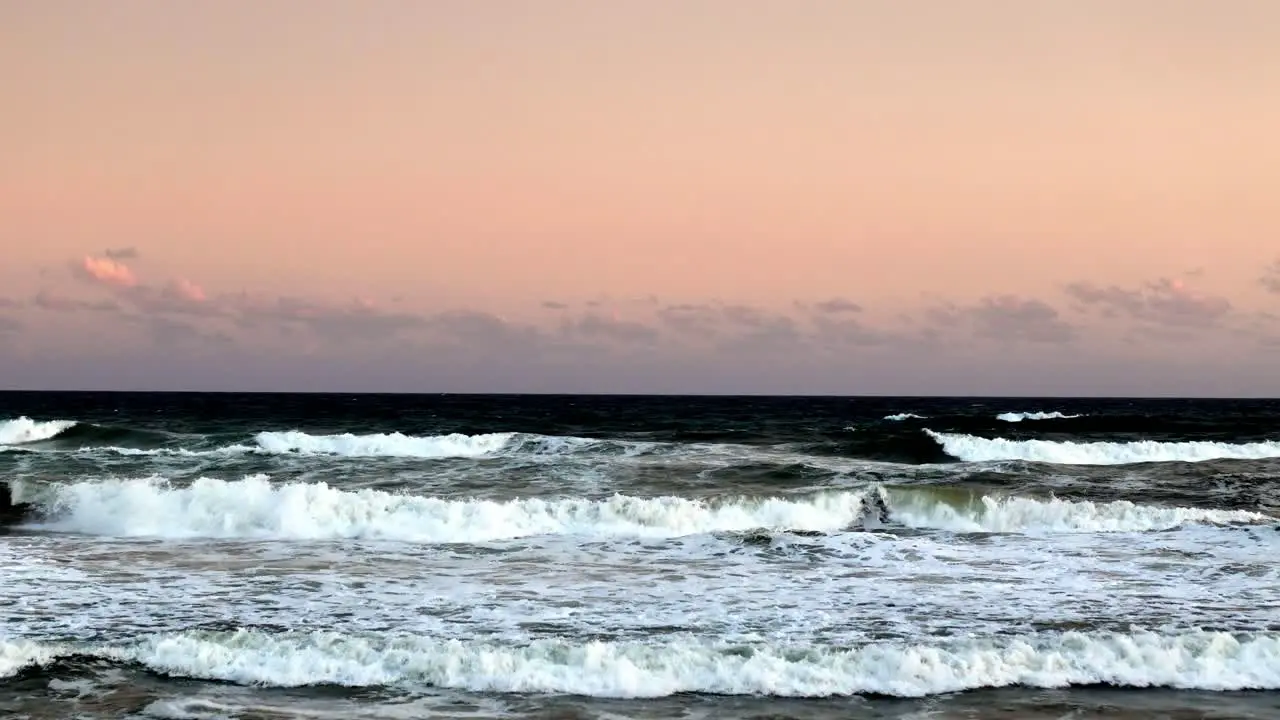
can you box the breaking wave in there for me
[5,629,1280,696]
[253,430,519,458]
[884,413,927,421]
[7,478,1268,541]
[9,477,870,542]
[996,411,1082,422]
[879,487,1269,533]
[926,430,1280,465]
[0,417,77,445]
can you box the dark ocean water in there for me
[2,393,1279,719]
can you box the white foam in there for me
[18,477,870,541]
[9,630,1280,696]
[883,490,1271,533]
[884,413,926,421]
[927,430,1280,465]
[0,417,76,445]
[253,430,516,458]
[996,411,1082,422]
[0,638,59,678]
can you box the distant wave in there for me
[996,411,1083,422]
[884,413,927,421]
[6,629,1280,696]
[0,424,607,460]
[8,478,1266,541]
[926,430,1280,465]
[0,417,77,445]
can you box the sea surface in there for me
[2,392,1279,719]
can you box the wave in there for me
[6,629,1280,696]
[926,430,1280,465]
[884,413,927,421]
[0,417,77,445]
[996,411,1082,422]
[879,487,1269,533]
[0,425,605,460]
[8,478,1268,541]
[8,477,871,542]
[253,430,520,458]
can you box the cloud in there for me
[929,295,1076,344]
[656,302,813,355]
[1065,278,1232,328]
[426,310,544,354]
[811,298,863,314]
[1261,260,1280,294]
[32,291,120,313]
[809,313,914,348]
[125,315,232,348]
[561,313,660,345]
[75,256,139,288]
[656,303,721,336]
[0,298,22,309]
[232,295,427,342]
[0,315,21,335]
[541,300,569,310]
[104,247,139,260]
[168,278,206,302]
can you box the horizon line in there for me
[1,389,1277,401]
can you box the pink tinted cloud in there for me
[167,277,206,302]
[79,256,137,287]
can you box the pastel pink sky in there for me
[2,1,1279,394]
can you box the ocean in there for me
[2,392,1279,719]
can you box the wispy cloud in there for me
[810,297,863,314]
[561,313,660,345]
[929,295,1077,344]
[1065,277,1231,328]
[32,291,119,313]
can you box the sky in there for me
[2,0,1279,395]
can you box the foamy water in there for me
[4,395,1279,720]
